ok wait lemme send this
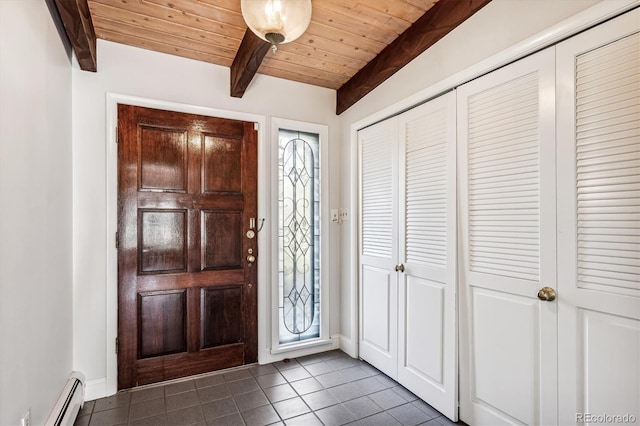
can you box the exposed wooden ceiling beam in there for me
[230,30,271,98]
[336,0,492,115]
[53,0,97,72]
[45,0,73,58]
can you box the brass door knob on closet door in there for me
[537,287,556,301]
[395,264,405,273]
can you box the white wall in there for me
[338,0,604,354]
[72,39,341,398]
[0,1,73,424]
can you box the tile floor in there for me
[75,350,462,426]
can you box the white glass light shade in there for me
[241,0,312,49]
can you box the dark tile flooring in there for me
[75,350,460,426]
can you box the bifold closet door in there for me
[359,91,458,420]
[458,47,558,425]
[358,118,399,378]
[557,9,640,425]
[397,92,458,420]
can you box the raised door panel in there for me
[579,310,640,418]
[361,265,396,365]
[138,210,187,274]
[201,211,242,270]
[404,276,444,383]
[203,135,242,193]
[201,286,243,348]
[138,290,187,358]
[556,9,640,425]
[458,47,557,425]
[397,91,458,420]
[471,288,540,425]
[139,127,187,192]
[358,118,399,379]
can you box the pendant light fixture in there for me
[240,0,312,53]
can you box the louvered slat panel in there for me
[467,72,541,281]
[576,32,640,292]
[361,126,394,258]
[405,108,447,269]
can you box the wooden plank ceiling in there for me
[60,0,490,113]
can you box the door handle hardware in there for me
[249,217,265,233]
[395,264,405,273]
[247,255,256,263]
[537,287,556,301]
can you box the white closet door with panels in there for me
[397,92,458,420]
[358,91,458,420]
[358,118,399,378]
[458,48,558,425]
[557,9,640,425]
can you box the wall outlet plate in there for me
[339,208,350,221]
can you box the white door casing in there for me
[458,47,558,425]
[557,9,640,425]
[358,118,399,378]
[397,92,458,421]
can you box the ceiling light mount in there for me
[241,0,312,53]
[265,32,286,53]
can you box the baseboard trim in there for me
[84,378,107,401]
[338,334,358,358]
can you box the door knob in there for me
[247,255,256,263]
[537,287,556,301]
[395,264,405,273]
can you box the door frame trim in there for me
[104,93,267,397]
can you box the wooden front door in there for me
[117,104,258,389]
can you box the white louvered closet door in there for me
[358,118,399,378]
[397,92,458,420]
[458,47,558,425]
[557,9,640,425]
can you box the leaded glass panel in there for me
[278,129,320,344]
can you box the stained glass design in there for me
[278,129,320,344]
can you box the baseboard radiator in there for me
[45,372,85,426]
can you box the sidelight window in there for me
[278,128,321,344]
